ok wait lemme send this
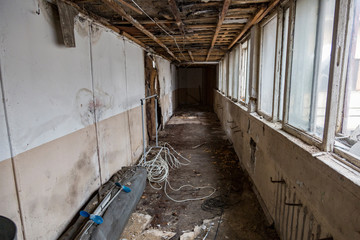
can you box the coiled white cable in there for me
[138,142,216,202]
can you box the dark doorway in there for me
[177,65,217,108]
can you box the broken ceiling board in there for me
[168,0,185,35]
[101,0,180,61]
[68,0,279,63]
[117,0,143,15]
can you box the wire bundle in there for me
[138,142,216,202]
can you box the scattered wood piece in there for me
[192,142,206,149]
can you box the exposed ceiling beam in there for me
[117,0,143,15]
[254,0,281,24]
[188,51,195,62]
[168,0,185,35]
[101,0,180,62]
[227,6,265,49]
[228,0,280,49]
[206,0,232,61]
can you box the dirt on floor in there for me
[121,106,279,240]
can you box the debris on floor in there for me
[129,106,279,240]
[120,212,175,240]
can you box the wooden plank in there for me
[168,0,185,35]
[254,0,281,24]
[122,31,146,48]
[101,0,180,62]
[228,0,280,49]
[64,0,121,33]
[117,0,143,15]
[188,51,195,62]
[227,6,265,49]
[113,20,176,25]
[57,0,77,47]
[205,0,232,61]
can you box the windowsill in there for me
[216,90,360,189]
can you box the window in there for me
[222,55,228,94]
[218,60,223,92]
[286,0,336,139]
[228,51,235,97]
[259,14,278,117]
[278,8,289,121]
[239,39,250,103]
[335,0,360,161]
[232,46,240,100]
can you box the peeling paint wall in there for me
[155,56,178,125]
[214,91,360,240]
[0,0,167,239]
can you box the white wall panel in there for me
[0,0,93,156]
[0,83,11,162]
[125,40,145,109]
[91,27,128,121]
[156,56,172,96]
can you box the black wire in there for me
[201,193,241,240]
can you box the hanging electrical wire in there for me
[129,0,187,61]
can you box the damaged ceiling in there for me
[65,0,280,63]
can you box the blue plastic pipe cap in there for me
[79,210,90,218]
[115,182,131,193]
[90,214,104,225]
[79,211,103,224]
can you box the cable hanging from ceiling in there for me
[129,0,187,61]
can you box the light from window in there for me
[287,0,336,138]
[233,46,240,100]
[279,8,289,121]
[336,0,360,159]
[239,40,249,103]
[259,15,278,117]
[228,51,235,97]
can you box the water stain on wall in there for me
[76,88,94,126]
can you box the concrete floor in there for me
[123,106,279,240]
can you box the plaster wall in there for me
[214,91,360,240]
[155,56,178,125]
[0,0,163,239]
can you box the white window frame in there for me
[238,37,251,106]
[258,12,280,121]
[282,0,341,150]
[331,0,360,167]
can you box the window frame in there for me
[331,0,360,167]
[238,35,251,106]
[258,12,279,120]
[281,0,340,150]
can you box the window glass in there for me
[259,15,278,116]
[228,51,234,97]
[218,61,222,91]
[222,56,228,94]
[336,0,360,159]
[233,46,240,100]
[246,40,251,103]
[239,41,249,102]
[288,0,336,138]
[279,8,289,121]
